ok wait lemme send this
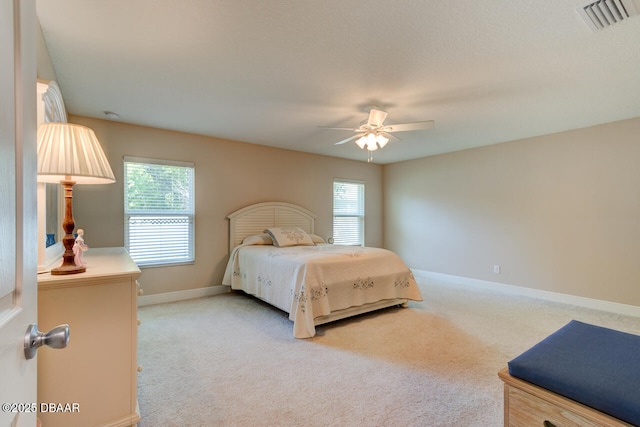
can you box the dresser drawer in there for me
[508,386,604,427]
[500,367,633,427]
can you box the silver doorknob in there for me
[24,323,69,360]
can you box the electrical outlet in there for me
[493,265,501,274]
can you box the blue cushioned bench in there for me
[508,320,640,426]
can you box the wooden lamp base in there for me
[51,179,85,275]
[51,262,86,275]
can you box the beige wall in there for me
[69,116,383,295]
[384,117,640,306]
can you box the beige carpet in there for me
[137,277,640,426]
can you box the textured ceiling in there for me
[36,0,640,164]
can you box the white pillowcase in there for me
[263,227,315,247]
[308,234,326,244]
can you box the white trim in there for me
[333,180,365,247]
[123,155,194,168]
[137,285,229,307]
[412,269,640,318]
[333,177,365,185]
[124,159,195,267]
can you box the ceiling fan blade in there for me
[367,109,388,128]
[317,126,357,131]
[382,120,434,132]
[334,133,364,145]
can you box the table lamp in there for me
[37,123,116,275]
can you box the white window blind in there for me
[124,157,195,266]
[333,180,365,246]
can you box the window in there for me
[124,157,195,266]
[333,180,365,246]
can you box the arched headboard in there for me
[227,202,317,252]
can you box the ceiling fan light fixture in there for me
[323,108,433,160]
[367,133,376,143]
[355,132,388,151]
[365,133,378,151]
[376,134,389,148]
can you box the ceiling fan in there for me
[320,108,434,160]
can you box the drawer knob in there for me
[543,421,557,427]
[137,365,143,372]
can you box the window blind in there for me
[124,157,195,266]
[333,180,365,246]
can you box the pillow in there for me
[263,227,315,247]
[308,234,326,244]
[242,233,273,246]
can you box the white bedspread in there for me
[222,243,422,338]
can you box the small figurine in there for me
[73,228,89,266]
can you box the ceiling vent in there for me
[576,0,640,31]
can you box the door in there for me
[0,0,38,426]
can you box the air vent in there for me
[576,0,640,31]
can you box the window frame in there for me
[332,179,365,246]
[123,156,195,267]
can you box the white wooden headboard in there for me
[227,202,317,252]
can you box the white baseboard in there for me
[138,285,230,307]
[412,269,640,318]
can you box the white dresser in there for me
[37,247,142,427]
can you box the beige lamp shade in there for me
[37,122,116,184]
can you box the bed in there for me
[222,202,423,338]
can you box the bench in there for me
[499,320,640,427]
